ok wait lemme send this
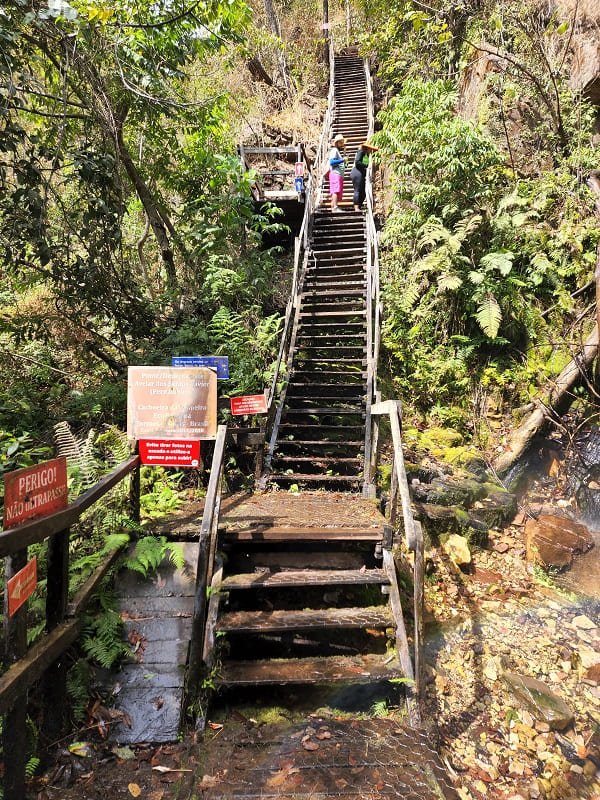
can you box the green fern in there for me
[67,659,91,723]
[125,535,185,577]
[81,585,129,669]
[475,294,502,338]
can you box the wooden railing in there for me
[362,57,381,497]
[0,455,141,800]
[370,400,424,711]
[186,424,227,698]
[261,37,336,482]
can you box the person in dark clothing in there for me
[351,140,378,211]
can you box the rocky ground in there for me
[421,516,600,800]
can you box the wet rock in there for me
[442,534,471,567]
[502,672,575,731]
[525,514,594,569]
[471,490,518,528]
[414,502,489,546]
[424,477,486,507]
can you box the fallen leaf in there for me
[316,730,331,740]
[302,739,319,751]
[198,774,219,788]
[208,721,224,730]
[266,765,300,787]
[68,742,92,758]
[128,784,142,798]
[113,746,136,761]
[152,766,192,773]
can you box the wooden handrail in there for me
[187,425,227,695]
[369,399,424,703]
[0,455,140,557]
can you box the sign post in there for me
[2,457,69,800]
[127,366,217,441]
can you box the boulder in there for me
[424,477,486,507]
[442,534,471,567]
[471,489,518,528]
[502,672,574,731]
[415,502,489,546]
[525,514,593,570]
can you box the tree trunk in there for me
[262,0,292,94]
[246,57,274,86]
[115,126,178,293]
[493,325,599,475]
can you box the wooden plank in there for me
[76,455,139,514]
[218,606,393,633]
[187,425,227,696]
[223,526,382,542]
[202,561,223,668]
[413,520,425,704]
[0,621,80,716]
[4,548,28,800]
[382,549,419,726]
[220,568,388,590]
[0,455,139,557]
[218,653,403,686]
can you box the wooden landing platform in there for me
[221,491,385,533]
[195,717,459,799]
[103,541,198,744]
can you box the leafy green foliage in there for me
[125,536,185,576]
[81,584,130,669]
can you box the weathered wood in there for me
[218,606,393,633]
[494,325,599,475]
[229,551,367,572]
[202,561,223,669]
[0,621,80,716]
[382,549,419,725]
[223,526,382,542]
[242,146,299,155]
[413,521,425,706]
[129,459,141,526]
[0,455,139,557]
[218,653,403,686]
[220,568,388,590]
[76,455,139,514]
[4,548,28,800]
[42,526,70,748]
[187,425,227,696]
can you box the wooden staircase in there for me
[264,54,371,490]
[204,510,409,690]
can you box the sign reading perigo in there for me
[127,366,217,441]
[3,457,68,530]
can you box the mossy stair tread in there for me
[218,606,393,633]
[220,568,389,590]
[217,654,403,686]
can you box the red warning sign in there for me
[139,439,201,467]
[7,557,38,617]
[230,395,268,416]
[3,458,68,530]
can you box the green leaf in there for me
[475,295,502,338]
[480,251,514,276]
[437,274,463,291]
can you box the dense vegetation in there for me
[361,0,599,438]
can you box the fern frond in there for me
[480,251,514,276]
[437,273,463,291]
[475,294,502,338]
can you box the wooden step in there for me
[273,456,361,464]
[220,568,388,590]
[218,606,392,633]
[222,526,381,542]
[277,439,364,446]
[269,473,362,483]
[217,654,402,686]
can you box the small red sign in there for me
[230,395,268,416]
[139,439,201,467]
[295,162,305,177]
[7,557,37,616]
[3,458,68,530]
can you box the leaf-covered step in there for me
[218,606,392,634]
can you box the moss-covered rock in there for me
[419,427,464,451]
[414,502,489,547]
[470,490,518,528]
[425,477,487,507]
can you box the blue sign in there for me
[171,356,229,379]
[294,176,305,193]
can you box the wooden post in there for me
[129,459,141,528]
[41,526,70,756]
[4,549,29,800]
[187,426,227,698]
[413,521,424,706]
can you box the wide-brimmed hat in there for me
[361,140,379,151]
[333,134,346,146]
